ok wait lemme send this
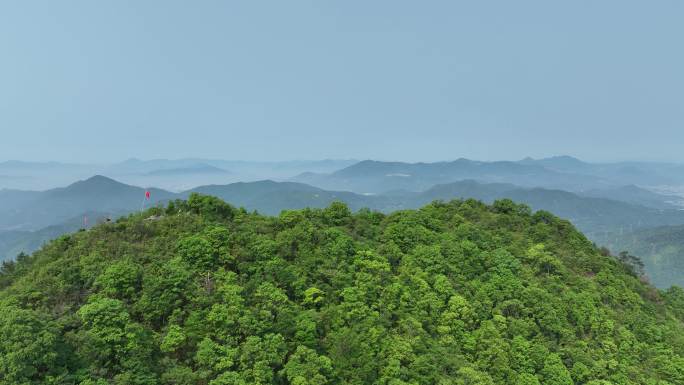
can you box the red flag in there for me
[145,191,151,200]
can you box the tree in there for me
[135,257,194,325]
[0,306,61,384]
[516,373,541,385]
[322,202,351,226]
[187,193,235,221]
[453,367,494,385]
[94,258,142,301]
[177,235,215,271]
[160,324,187,354]
[281,346,333,385]
[539,354,574,385]
[77,296,155,381]
[303,287,325,307]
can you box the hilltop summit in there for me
[1,196,683,384]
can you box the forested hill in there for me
[1,195,684,384]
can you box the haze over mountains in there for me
[293,156,684,194]
[0,158,358,191]
[3,156,684,288]
[7,156,684,193]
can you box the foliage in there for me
[1,196,683,384]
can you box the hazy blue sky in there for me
[0,1,682,163]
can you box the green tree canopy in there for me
[0,196,682,384]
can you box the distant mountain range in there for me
[519,156,684,186]
[6,156,684,193]
[4,155,684,288]
[145,163,231,176]
[3,174,684,289]
[5,175,681,232]
[292,159,609,193]
[580,185,684,210]
[0,158,359,191]
[0,176,175,231]
[292,157,684,195]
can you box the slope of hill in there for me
[0,176,176,231]
[608,225,684,288]
[0,211,126,262]
[519,156,684,186]
[1,196,683,384]
[502,188,684,236]
[580,185,683,209]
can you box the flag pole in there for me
[141,191,150,213]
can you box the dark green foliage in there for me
[186,193,236,222]
[0,306,62,384]
[1,196,683,384]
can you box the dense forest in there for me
[1,194,684,384]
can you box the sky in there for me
[0,1,682,163]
